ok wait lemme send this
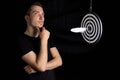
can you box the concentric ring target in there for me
[81,13,103,44]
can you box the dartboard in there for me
[70,0,103,44]
[81,12,103,44]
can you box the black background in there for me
[9,0,119,79]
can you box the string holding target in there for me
[81,0,103,44]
